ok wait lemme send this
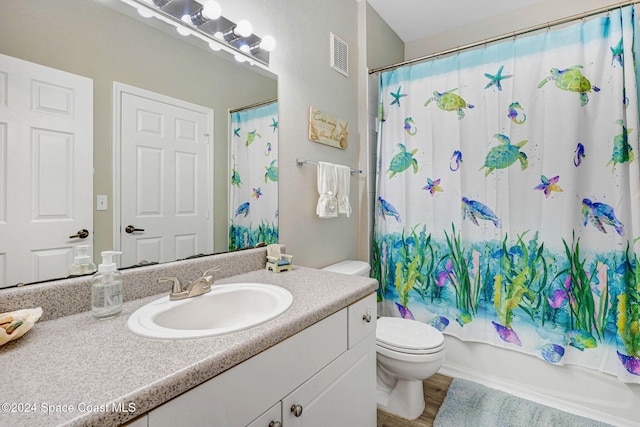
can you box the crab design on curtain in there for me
[229,101,279,250]
[372,6,640,383]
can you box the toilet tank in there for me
[322,260,370,277]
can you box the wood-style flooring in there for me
[377,373,453,427]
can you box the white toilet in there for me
[322,260,446,420]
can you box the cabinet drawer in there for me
[348,293,376,348]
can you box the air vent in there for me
[330,33,349,77]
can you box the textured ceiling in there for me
[367,0,547,42]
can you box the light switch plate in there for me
[97,195,108,211]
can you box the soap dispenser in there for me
[92,251,123,319]
[69,245,97,277]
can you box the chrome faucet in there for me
[159,267,220,301]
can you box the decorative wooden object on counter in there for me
[266,244,293,273]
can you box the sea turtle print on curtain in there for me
[372,6,640,383]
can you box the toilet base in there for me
[376,371,426,419]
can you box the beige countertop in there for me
[0,266,377,426]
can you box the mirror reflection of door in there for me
[115,83,213,269]
[0,53,93,288]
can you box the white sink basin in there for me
[127,283,293,340]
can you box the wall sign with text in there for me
[308,107,348,149]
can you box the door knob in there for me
[290,404,303,417]
[268,422,282,427]
[125,225,145,234]
[69,229,89,239]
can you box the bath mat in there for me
[433,378,613,427]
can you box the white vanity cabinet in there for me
[146,293,377,427]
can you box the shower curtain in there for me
[373,6,640,383]
[229,101,278,250]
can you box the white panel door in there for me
[118,86,212,268]
[0,53,93,287]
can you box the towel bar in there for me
[296,158,362,175]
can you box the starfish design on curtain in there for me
[484,65,512,91]
[390,86,407,107]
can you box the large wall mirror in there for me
[0,0,277,288]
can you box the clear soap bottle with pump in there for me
[69,245,97,277]
[92,251,123,319]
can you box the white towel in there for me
[335,164,352,217]
[316,162,338,218]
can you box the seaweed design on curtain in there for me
[372,6,640,382]
[229,101,279,250]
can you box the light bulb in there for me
[201,1,221,20]
[259,35,276,52]
[208,41,222,51]
[234,53,247,63]
[137,7,154,18]
[213,31,224,40]
[234,20,253,38]
[175,15,191,36]
[240,44,251,53]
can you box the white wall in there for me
[405,0,624,60]
[360,4,405,262]
[366,4,404,71]
[394,1,640,425]
[221,0,362,268]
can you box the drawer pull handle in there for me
[291,404,303,417]
[269,422,282,427]
[363,314,372,323]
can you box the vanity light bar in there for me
[122,0,273,67]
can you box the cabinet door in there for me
[282,332,376,427]
[348,294,376,348]
[148,309,347,427]
[247,402,281,427]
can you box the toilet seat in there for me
[377,340,445,355]
[376,317,444,354]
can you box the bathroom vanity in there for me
[0,248,378,426]
[147,293,376,426]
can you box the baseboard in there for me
[440,362,638,427]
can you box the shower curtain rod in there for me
[369,0,640,74]
[229,97,277,114]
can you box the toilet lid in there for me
[376,317,444,351]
